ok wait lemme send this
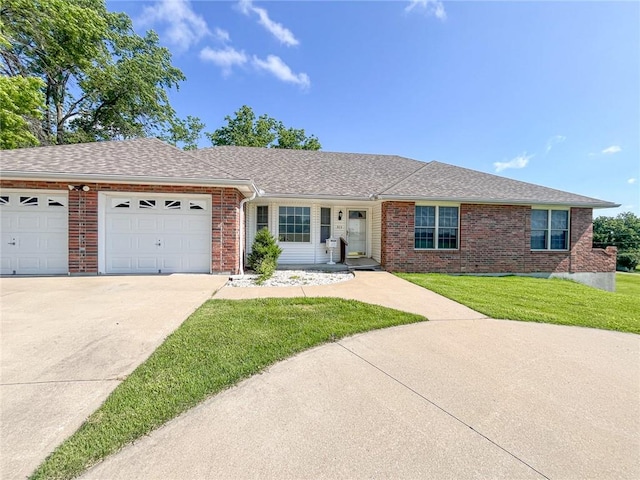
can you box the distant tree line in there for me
[593,212,640,271]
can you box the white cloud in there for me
[602,145,622,154]
[200,46,248,75]
[237,0,299,46]
[252,55,310,89]
[494,152,533,173]
[214,28,230,43]
[405,0,447,21]
[628,178,637,184]
[141,0,210,51]
[545,135,566,154]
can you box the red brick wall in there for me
[381,202,616,274]
[0,180,243,274]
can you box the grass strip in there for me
[31,297,424,480]
[397,273,640,334]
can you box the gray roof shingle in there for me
[194,146,617,207]
[193,146,423,197]
[380,161,617,207]
[0,138,245,183]
[1,140,617,208]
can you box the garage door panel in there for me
[0,191,68,275]
[104,194,211,274]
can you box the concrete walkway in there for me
[1,274,227,480]
[215,271,486,321]
[84,319,640,479]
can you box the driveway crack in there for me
[336,342,551,480]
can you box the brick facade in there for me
[0,180,242,274]
[381,201,616,274]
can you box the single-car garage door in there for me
[0,190,69,275]
[102,194,211,274]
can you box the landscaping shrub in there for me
[247,228,282,283]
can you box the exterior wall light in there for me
[68,185,90,192]
[338,210,343,221]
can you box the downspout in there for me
[235,185,260,278]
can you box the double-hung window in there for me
[415,205,459,249]
[256,205,269,232]
[531,209,569,250]
[320,207,331,243]
[279,206,311,242]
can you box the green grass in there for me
[32,298,423,480]
[398,273,640,334]
[616,272,640,297]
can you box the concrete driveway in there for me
[0,274,227,479]
[83,318,640,479]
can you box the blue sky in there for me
[109,0,639,216]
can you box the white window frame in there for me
[278,206,311,243]
[320,206,332,244]
[414,204,460,250]
[531,208,570,251]
[256,205,269,232]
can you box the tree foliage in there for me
[0,75,45,148]
[593,212,640,270]
[0,0,185,146]
[206,105,321,150]
[160,115,205,151]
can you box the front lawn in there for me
[616,272,640,297]
[32,298,423,480]
[398,273,640,334]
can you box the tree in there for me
[593,212,640,270]
[0,75,45,149]
[0,0,185,146]
[160,115,205,151]
[206,105,321,150]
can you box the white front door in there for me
[103,194,211,274]
[0,190,68,275]
[347,210,367,257]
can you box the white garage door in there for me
[0,190,69,275]
[103,194,211,274]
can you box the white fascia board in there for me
[257,192,377,202]
[376,194,619,209]
[1,171,254,188]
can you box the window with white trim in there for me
[278,206,310,242]
[320,207,331,243]
[256,205,269,232]
[415,205,459,249]
[531,209,569,250]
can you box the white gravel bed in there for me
[228,269,353,287]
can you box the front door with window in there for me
[347,210,367,257]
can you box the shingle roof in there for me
[194,146,617,208]
[380,161,617,207]
[0,138,245,183]
[193,146,423,197]
[1,140,617,208]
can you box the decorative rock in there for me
[229,270,353,287]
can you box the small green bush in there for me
[248,228,282,283]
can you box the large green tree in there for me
[206,105,321,150]
[0,0,185,146]
[160,115,205,151]
[593,212,640,270]
[0,75,45,148]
